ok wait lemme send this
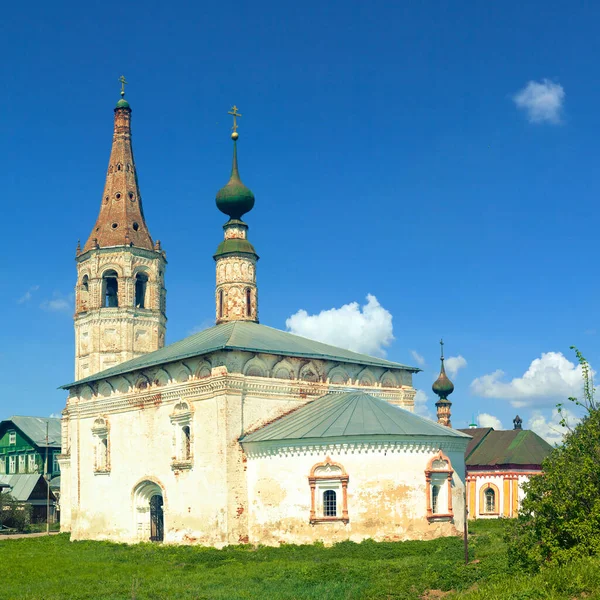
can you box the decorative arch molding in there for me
[135,373,151,391]
[243,356,268,378]
[132,265,154,282]
[175,364,192,383]
[131,476,167,504]
[271,358,295,380]
[380,371,398,388]
[308,456,349,524]
[479,482,500,515]
[97,381,114,398]
[153,368,170,387]
[425,450,454,520]
[99,264,125,279]
[195,360,212,380]
[327,366,350,385]
[300,361,321,383]
[80,385,94,401]
[357,367,376,386]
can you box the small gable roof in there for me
[61,321,419,389]
[458,428,552,467]
[0,475,44,502]
[241,391,471,444]
[5,417,61,448]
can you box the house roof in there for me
[0,475,43,502]
[62,321,419,388]
[49,476,60,491]
[457,428,553,467]
[4,417,61,448]
[459,427,493,457]
[241,391,471,444]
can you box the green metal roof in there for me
[62,321,419,389]
[457,428,553,467]
[0,475,44,502]
[240,391,471,443]
[3,417,61,448]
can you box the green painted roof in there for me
[240,391,471,443]
[62,321,419,389]
[4,417,61,448]
[457,428,553,467]
[213,237,258,259]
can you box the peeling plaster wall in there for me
[61,349,428,545]
[245,446,466,545]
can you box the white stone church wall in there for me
[244,444,466,545]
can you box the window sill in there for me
[310,517,349,525]
[427,513,453,522]
[479,512,499,516]
[171,460,193,471]
[94,469,111,476]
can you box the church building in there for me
[58,85,470,546]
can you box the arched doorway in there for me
[149,495,164,542]
[133,480,165,542]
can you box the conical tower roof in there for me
[83,83,154,252]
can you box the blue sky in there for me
[1,0,598,442]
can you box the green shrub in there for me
[0,492,32,532]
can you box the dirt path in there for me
[0,531,61,540]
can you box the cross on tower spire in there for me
[119,75,128,97]
[440,338,445,360]
[228,105,242,137]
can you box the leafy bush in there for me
[0,492,32,531]
[508,348,600,571]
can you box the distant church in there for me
[58,83,472,546]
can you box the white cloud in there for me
[40,292,73,313]
[18,285,40,304]
[411,350,425,367]
[527,407,579,446]
[470,352,587,408]
[414,389,433,419]
[513,79,565,124]
[445,355,467,378]
[478,413,503,430]
[286,294,394,357]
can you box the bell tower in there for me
[73,79,167,380]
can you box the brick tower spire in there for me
[83,79,153,252]
[213,106,259,324]
[73,79,167,380]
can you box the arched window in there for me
[135,273,148,308]
[309,457,349,524]
[102,270,119,307]
[425,451,454,520]
[245,288,251,316]
[182,425,191,460]
[323,490,337,517]
[484,488,496,513]
[92,417,110,473]
[218,290,223,319]
[81,275,89,292]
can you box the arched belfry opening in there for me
[133,480,164,542]
[135,272,148,308]
[102,270,119,308]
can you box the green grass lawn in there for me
[1,521,598,599]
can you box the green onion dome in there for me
[432,359,454,400]
[216,139,255,220]
[115,98,130,109]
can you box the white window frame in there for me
[9,456,16,474]
[0,457,5,475]
[92,417,110,474]
[52,453,60,474]
[18,455,26,473]
[8,431,16,445]
[308,457,349,524]
[170,402,193,470]
[28,454,37,473]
